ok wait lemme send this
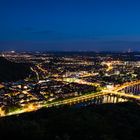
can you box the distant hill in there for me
[0,102,140,140]
[0,57,31,82]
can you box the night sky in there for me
[1,0,140,51]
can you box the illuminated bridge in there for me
[114,80,140,94]
[40,80,140,108]
[4,89,140,117]
[43,91,140,108]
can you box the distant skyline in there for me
[1,0,140,51]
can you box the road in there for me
[56,77,100,87]
[30,67,40,81]
[36,64,48,74]
[113,80,140,91]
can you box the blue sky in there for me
[1,0,140,51]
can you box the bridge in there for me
[113,80,140,92]
[3,80,140,117]
[30,80,140,109]
[43,91,140,108]
[42,80,140,108]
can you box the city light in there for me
[0,52,140,117]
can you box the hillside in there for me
[0,57,31,82]
[0,102,140,140]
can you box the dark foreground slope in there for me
[0,57,30,82]
[0,102,140,140]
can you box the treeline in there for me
[0,57,31,82]
[0,102,140,140]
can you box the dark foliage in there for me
[0,57,31,82]
[0,102,140,140]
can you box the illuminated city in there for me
[0,51,140,117]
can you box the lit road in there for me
[106,63,113,72]
[30,67,39,81]
[36,64,48,74]
[30,63,48,81]
[113,80,140,92]
[56,77,100,87]
[77,73,98,78]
